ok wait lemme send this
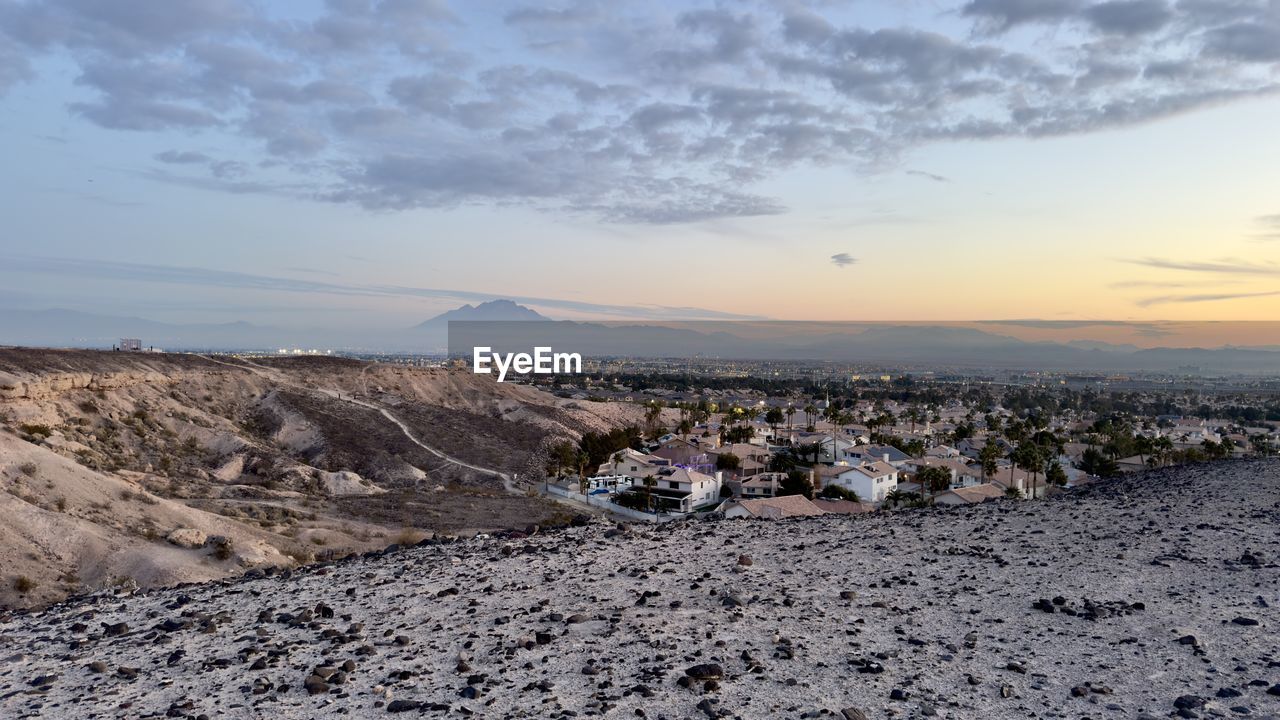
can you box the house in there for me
[958,436,1012,461]
[739,472,785,498]
[707,443,771,478]
[989,466,1049,499]
[638,467,722,513]
[721,495,826,519]
[934,483,1005,506]
[599,448,670,478]
[651,437,715,474]
[1115,455,1150,473]
[812,498,875,515]
[816,460,899,502]
[844,444,911,468]
[903,458,984,489]
[813,435,856,463]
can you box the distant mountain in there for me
[446,320,1280,375]
[4,306,1279,374]
[415,300,550,328]
[1066,339,1143,353]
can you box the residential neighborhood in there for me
[540,374,1279,521]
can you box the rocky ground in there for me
[0,460,1276,719]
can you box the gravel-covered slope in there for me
[1,461,1278,720]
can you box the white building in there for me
[643,467,722,513]
[817,460,899,502]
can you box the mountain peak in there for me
[416,300,550,328]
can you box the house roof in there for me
[908,458,977,476]
[654,466,717,484]
[740,474,780,489]
[709,443,770,458]
[853,460,898,478]
[812,498,875,514]
[726,495,826,519]
[937,483,1005,504]
[856,445,910,462]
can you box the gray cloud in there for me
[830,252,857,267]
[1125,257,1280,276]
[3,0,1279,222]
[155,150,212,164]
[1204,21,1280,62]
[961,0,1082,32]
[906,169,949,182]
[1085,1,1173,35]
[1136,290,1280,307]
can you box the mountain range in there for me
[2,302,1279,374]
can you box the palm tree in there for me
[644,402,663,437]
[979,441,1000,484]
[765,407,784,441]
[803,404,818,432]
[1013,444,1044,499]
[824,405,844,463]
[883,488,905,510]
[917,465,951,501]
[785,404,797,435]
[1134,435,1154,467]
[575,450,590,495]
[1154,436,1175,467]
[642,474,657,512]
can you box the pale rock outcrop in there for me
[165,528,208,549]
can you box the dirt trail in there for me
[199,355,519,494]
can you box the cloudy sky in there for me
[1,0,1278,330]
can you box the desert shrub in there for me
[18,462,38,477]
[13,575,36,594]
[78,400,99,414]
[18,424,52,438]
[310,536,328,546]
[54,496,67,512]
[286,549,314,565]
[211,537,234,561]
[395,528,426,545]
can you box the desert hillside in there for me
[0,348,645,609]
[0,460,1276,719]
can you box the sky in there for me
[1,0,1279,333]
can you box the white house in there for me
[642,467,723,513]
[817,460,899,502]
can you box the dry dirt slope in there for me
[0,460,1276,719]
[0,348,645,609]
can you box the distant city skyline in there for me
[1,1,1279,327]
